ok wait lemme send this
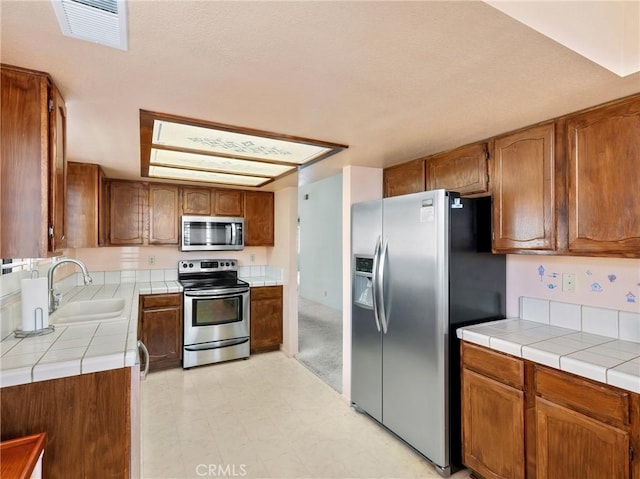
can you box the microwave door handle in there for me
[231,223,237,245]
[225,224,232,245]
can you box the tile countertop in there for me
[0,281,180,388]
[457,319,640,394]
[0,273,283,389]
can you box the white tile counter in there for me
[457,307,640,394]
[0,280,182,388]
[239,265,284,287]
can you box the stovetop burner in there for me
[178,259,248,291]
[179,277,249,291]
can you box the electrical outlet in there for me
[562,273,576,292]
[147,255,156,266]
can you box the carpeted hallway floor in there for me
[296,297,343,393]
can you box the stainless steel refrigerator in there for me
[351,189,505,477]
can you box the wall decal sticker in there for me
[547,283,558,289]
[590,282,603,292]
[608,274,617,283]
[626,292,637,303]
[538,265,545,282]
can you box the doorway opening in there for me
[296,173,343,393]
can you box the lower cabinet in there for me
[0,368,131,478]
[461,342,526,479]
[250,286,283,353]
[138,293,183,371]
[461,341,640,479]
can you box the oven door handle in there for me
[185,287,249,297]
[184,338,249,351]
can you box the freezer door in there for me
[351,199,383,422]
[381,190,450,469]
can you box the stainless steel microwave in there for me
[181,216,244,251]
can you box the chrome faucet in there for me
[48,258,93,313]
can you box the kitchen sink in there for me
[51,298,126,326]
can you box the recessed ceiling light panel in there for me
[150,149,295,177]
[140,110,347,188]
[148,165,270,187]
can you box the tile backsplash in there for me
[520,297,640,342]
[1,263,283,339]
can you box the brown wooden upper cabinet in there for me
[383,158,425,198]
[244,191,274,246]
[566,95,640,257]
[426,142,490,196]
[66,162,105,248]
[108,180,147,245]
[181,187,212,215]
[149,184,179,245]
[492,122,558,253]
[0,64,67,258]
[213,189,244,217]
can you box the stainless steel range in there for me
[178,259,250,368]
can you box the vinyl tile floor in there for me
[141,351,472,479]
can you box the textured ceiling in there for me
[2,1,639,190]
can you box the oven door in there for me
[183,287,249,347]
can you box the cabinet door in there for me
[1,368,131,478]
[566,96,640,256]
[462,367,525,479]
[67,162,102,248]
[109,181,146,245]
[48,84,67,252]
[149,184,179,244]
[244,191,274,246]
[182,187,212,215]
[140,307,182,371]
[250,286,283,352]
[492,122,556,252]
[1,66,49,257]
[383,158,425,198]
[213,189,244,217]
[536,397,630,479]
[426,143,489,196]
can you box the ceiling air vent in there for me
[51,0,128,51]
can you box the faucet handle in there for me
[53,291,62,309]
[84,274,93,285]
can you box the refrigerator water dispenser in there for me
[353,256,374,309]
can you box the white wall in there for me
[268,187,299,356]
[298,174,343,310]
[341,166,383,400]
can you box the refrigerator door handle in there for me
[377,238,389,334]
[371,236,382,332]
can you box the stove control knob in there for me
[189,263,194,268]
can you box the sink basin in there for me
[51,298,126,325]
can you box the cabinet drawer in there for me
[141,293,182,309]
[250,286,282,300]
[535,366,630,426]
[461,342,524,389]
